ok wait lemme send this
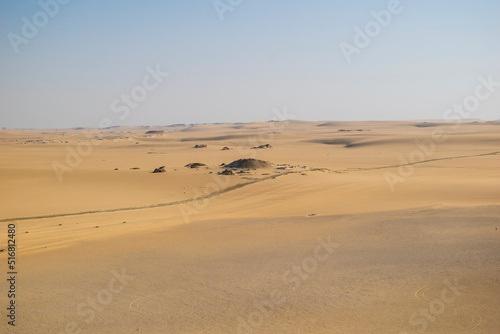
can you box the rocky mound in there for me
[225,158,271,169]
[194,144,207,148]
[185,163,206,169]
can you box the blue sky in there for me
[0,0,499,128]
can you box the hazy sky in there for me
[0,0,499,128]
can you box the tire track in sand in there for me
[0,171,298,223]
[2,150,499,223]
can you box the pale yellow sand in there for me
[0,121,499,333]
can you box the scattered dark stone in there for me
[130,167,140,170]
[308,214,316,217]
[152,166,166,173]
[194,144,207,148]
[225,158,272,169]
[185,163,206,169]
[220,163,226,166]
[221,147,231,150]
[145,130,164,134]
[59,224,62,226]
[0,249,5,252]
[219,169,235,175]
[114,168,118,170]
[123,221,126,224]
[338,129,365,132]
[415,122,436,128]
[251,144,272,149]
[95,226,99,228]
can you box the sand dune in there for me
[1,120,499,333]
[180,135,256,142]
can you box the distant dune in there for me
[180,134,254,142]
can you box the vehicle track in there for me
[1,150,498,223]
[0,171,298,223]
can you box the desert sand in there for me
[1,120,499,333]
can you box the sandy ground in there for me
[0,120,499,333]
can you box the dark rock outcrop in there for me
[225,159,271,169]
[185,163,206,169]
[153,166,166,173]
[219,169,235,175]
[251,144,272,149]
